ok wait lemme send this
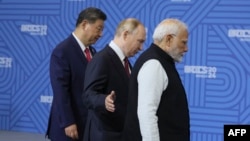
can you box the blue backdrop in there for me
[0,0,250,140]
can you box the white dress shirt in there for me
[72,32,91,57]
[137,59,168,141]
[109,41,127,67]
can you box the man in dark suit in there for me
[82,18,146,141]
[46,7,107,141]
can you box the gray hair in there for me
[115,18,143,37]
[152,18,188,42]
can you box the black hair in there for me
[76,7,107,27]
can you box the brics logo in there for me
[228,29,250,42]
[20,24,47,36]
[184,65,217,78]
[224,125,250,141]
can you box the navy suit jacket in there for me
[46,34,96,141]
[83,45,131,141]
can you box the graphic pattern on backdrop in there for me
[0,0,250,140]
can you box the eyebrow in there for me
[137,39,145,43]
[182,39,188,44]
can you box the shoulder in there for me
[52,35,77,54]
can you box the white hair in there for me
[152,18,188,42]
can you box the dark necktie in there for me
[84,47,92,62]
[124,57,130,76]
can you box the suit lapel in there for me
[106,46,129,81]
[69,34,91,64]
[89,46,96,56]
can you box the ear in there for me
[122,30,129,40]
[165,34,173,47]
[81,20,89,30]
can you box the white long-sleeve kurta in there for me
[137,59,168,141]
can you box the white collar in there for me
[72,32,88,52]
[109,41,126,63]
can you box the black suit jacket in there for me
[83,45,130,141]
[46,34,96,141]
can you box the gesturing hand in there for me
[105,90,116,112]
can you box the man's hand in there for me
[65,124,78,139]
[105,90,116,112]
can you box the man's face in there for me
[168,29,188,62]
[84,19,104,46]
[126,25,146,57]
